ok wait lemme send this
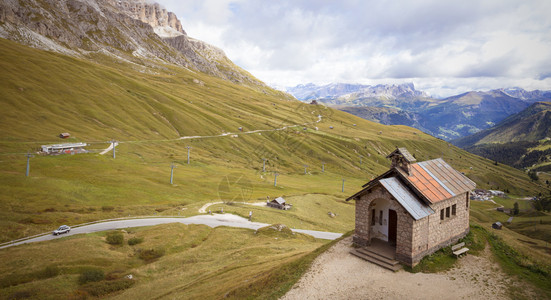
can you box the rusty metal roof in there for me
[380,177,434,220]
[404,158,476,203]
[347,154,476,207]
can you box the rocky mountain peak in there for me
[108,0,186,37]
[0,0,265,87]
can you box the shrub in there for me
[101,206,114,212]
[8,290,35,299]
[105,270,124,281]
[0,266,60,288]
[79,279,134,296]
[106,232,124,245]
[127,237,143,246]
[37,266,60,279]
[18,217,51,225]
[137,248,165,262]
[78,268,105,285]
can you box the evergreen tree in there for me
[513,202,520,215]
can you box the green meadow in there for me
[1,37,550,298]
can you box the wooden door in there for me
[388,209,397,246]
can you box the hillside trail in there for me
[91,114,323,150]
[179,114,323,141]
[198,201,267,213]
[281,236,527,300]
[99,141,118,155]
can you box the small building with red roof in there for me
[347,148,476,267]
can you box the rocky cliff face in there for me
[108,0,185,37]
[0,0,264,86]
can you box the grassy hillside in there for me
[453,102,551,170]
[454,102,551,147]
[0,37,547,242]
[0,223,326,299]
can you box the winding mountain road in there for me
[0,214,342,250]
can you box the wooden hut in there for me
[267,197,291,210]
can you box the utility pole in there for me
[111,140,116,159]
[274,173,278,186]
[322,162,325,173]
[186,146,192,164]
[359,155,363,165]
[262,158,267,172]
[25,152,34,177]
[342,178,345,192]
[304,164,308,174]
[170,162,176,185]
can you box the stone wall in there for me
[407,192,470,266]
[353,185,412,258]
[353,189,373,247]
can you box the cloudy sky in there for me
[156,0,551,97]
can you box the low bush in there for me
[8,289,35,299]
[0,265,60,288]
[137,248,165,262]
[78,268,105,285]
[106,232,124,245]
[37,265,60,279]
[105,270,124,281]
[127,237,143,246]
[79,279,134,296]
[18,217,51,225]
[101,206,114,212]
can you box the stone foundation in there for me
[353,235,369,247]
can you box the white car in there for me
[52,225,70,235]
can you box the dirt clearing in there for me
[281,236,514,300]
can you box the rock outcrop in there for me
[0,0,264,86]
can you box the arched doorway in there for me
[366,198,398,260]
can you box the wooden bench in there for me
[452,242,469,257]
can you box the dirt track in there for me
[281,236,515,300]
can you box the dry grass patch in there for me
[0,223,326,299]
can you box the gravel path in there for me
[282,236,515,300]
[198,201,267,213]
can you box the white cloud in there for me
[155,0,551,97]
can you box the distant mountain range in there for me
[453,102,551,147]
[287,82,428,102]
[452,102,551,170]
[287,83,551,140]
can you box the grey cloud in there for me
[156,0,551,93]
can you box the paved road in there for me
[0,214,342,249]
